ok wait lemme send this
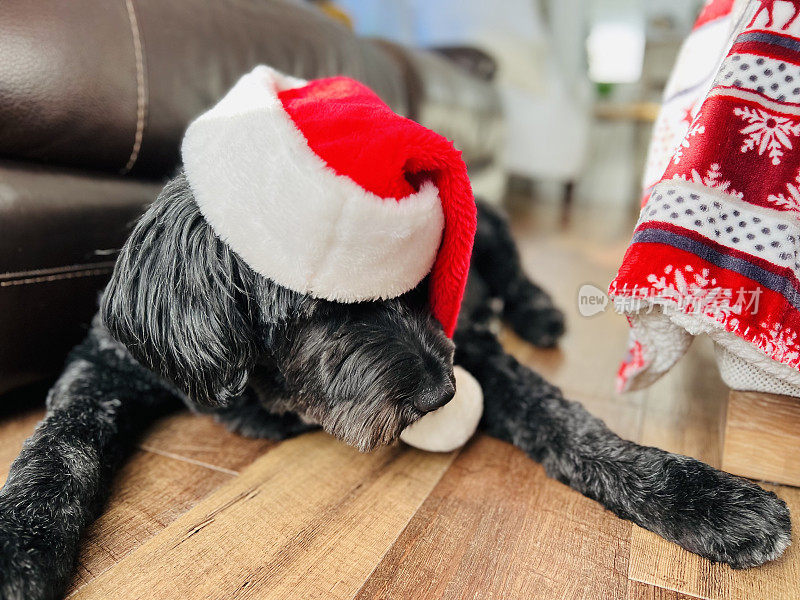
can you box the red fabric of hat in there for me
[277,77,476,336]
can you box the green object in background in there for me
[596,82,615,98]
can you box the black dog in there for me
[0,173,791,600]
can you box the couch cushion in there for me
[0,0,407,178]
[0,161,160,394]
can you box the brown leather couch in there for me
[0,0,504,395]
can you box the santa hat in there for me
[181,65,476,337]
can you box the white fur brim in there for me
[400,365,483,452]
[181,66,444,302]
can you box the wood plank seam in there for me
[139,444,241,476]
[628,575,709,600]
[347,450,461,600]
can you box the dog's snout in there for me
[413,381,455,413]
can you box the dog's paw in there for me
[506,304,566,348]
[653,459,792,569]
[696,482,791,569]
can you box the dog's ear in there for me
[101,172,259,407]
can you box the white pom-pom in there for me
[400,365,483,452]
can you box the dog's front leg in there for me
[454,323,792,568]
[0,333,180,600]
[471,202,565,347]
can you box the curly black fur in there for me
[454,323,791,569]
[0,174,791,599]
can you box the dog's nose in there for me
[414,382,456,413]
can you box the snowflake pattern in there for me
[748,0,800,30]
[734,106,800,165]
[670,163,743,199]
[672,113,705,165]
[755,321,800,364]
[645,264,741,320]
[767,166,800,212]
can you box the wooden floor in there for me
[1,202,798,599]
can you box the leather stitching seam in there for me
[0,268,114,287]
[0,261,118,281]
[122,0,147,174]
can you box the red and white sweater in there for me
[611,0,800,395]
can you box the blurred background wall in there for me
[337,0,705,209]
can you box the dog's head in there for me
[101,173,455,451]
